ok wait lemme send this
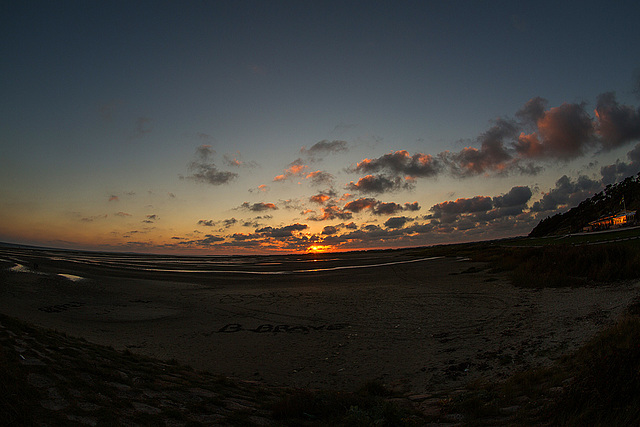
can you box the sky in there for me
[2,0,640,255]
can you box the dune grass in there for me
[445,302,640,425]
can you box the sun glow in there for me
[306,245,332,254]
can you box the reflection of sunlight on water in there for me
[58,273,84,282]
[9,263,33,273]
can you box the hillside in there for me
[530,172,640,237]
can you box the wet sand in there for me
[1,246,638,394]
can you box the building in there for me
[583,210,637,232]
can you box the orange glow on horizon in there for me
[306,244,333,254]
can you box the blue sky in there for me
[2,1,640,254]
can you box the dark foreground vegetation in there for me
[445,302,640,426]
[480,241,640,287]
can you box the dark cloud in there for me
[594,92,640,149]
[600,143,640,185]
[343,197,415,216]
[322,225,339,235]
[198,218,238,229]
[300,140,348,160]
[114,211,131,217]
[142,214,158,224]
[430,196,493,217]
[404,201,421,211]
[196,145,214,160]
[492,186,532,208]
[384,216,411,229]
[231,233,260,241]
[516,96,547,125]
[241,215,272,228]
[345,174,412,194]
[530,175,602,212]
[240,202,278,212]
[515,102,594,160]
[306,170,335,186]
[184,145,238,185]
[198,234,225,245]
[80,214,108,222]
[308,205,353,221]
[444,119,517,176]
[256,223,308,238]
[344,94,638,184]
[343,198,377,213]
[351,150,441,178]
[371,202,404,216]
[222,218,238,228]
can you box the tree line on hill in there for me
[529,172,640,237]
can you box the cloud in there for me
[492,186,533,208]
[108,195,119,202]
[142,214,158,224]
[594,92,640,149]
[242,215,272,228]
[183,145,238,185]
[345,174,413,194]
[515,96,547,125]
[114,211,131,217]
[404,201,421,211]
[384,216,411,229]
[273,159,308,182]
[343,197,414,216]
[240,202,278,212]
[308,205,353,221]
[80,214,108,222]
[223,152,258,168]
[306,170,335,186]
[427,186,533,227]
[197,234,225,245]
[197,218,236,229]
[430,196,493,217]
[371,202,404,216]
[445,118,516,175]
[322,225,339,235]
[310,193,331,204]
[600,143,640,184]
[516,102,594,160]
[530,175,602,212]
[300,140,348,160]
[343,198,377,213]
[343,93,638,185]
[256,223,308,238]
[351,150,441,178]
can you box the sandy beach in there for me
[1,246,638,395]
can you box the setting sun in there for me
[306,245,332,254]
